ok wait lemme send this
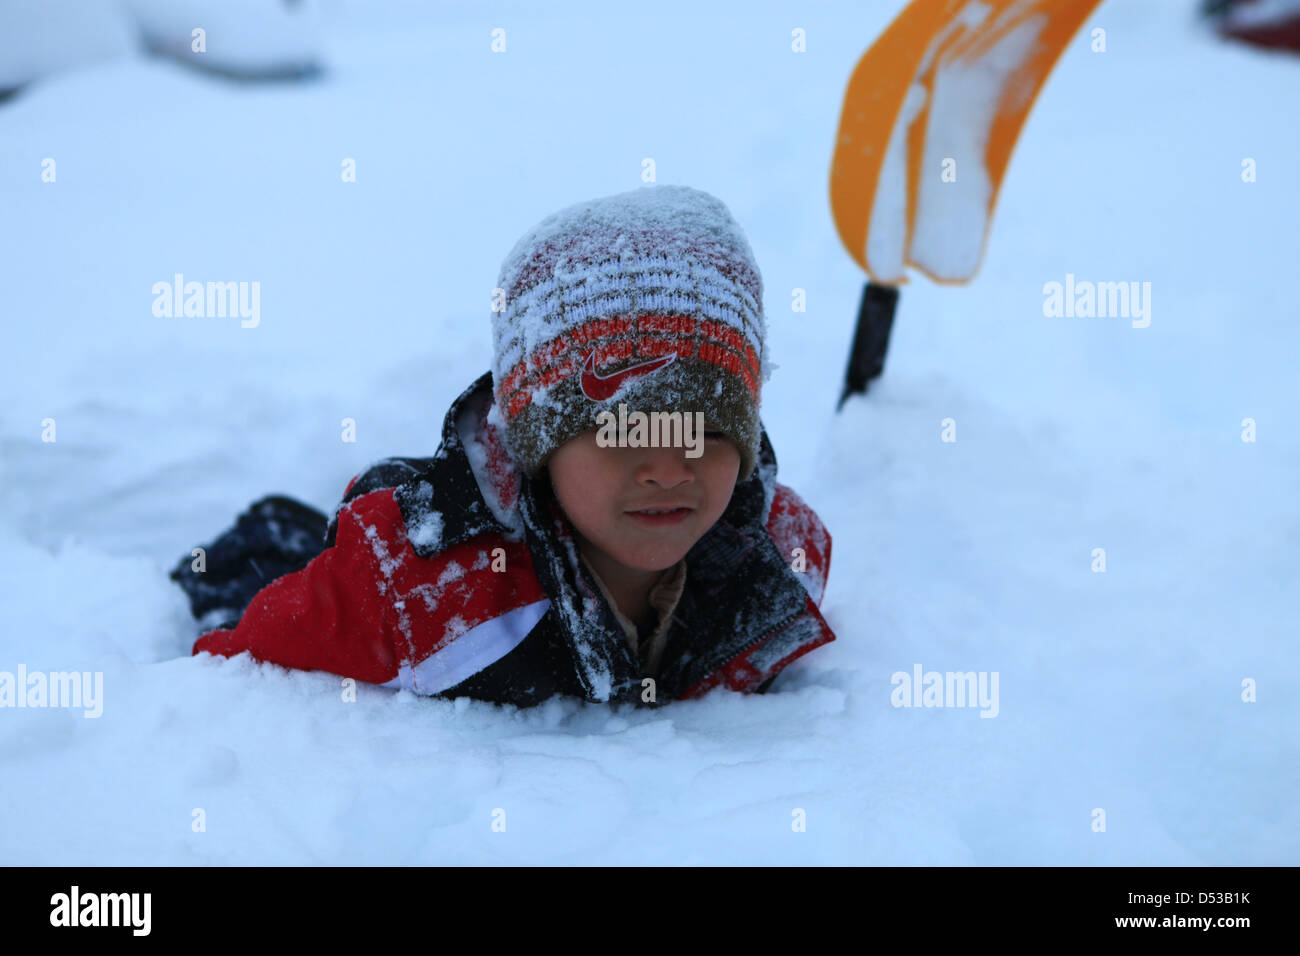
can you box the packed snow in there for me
[0,0,1296,865]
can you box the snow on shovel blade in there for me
[830,0,1103,286]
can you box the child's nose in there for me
[632,445,695,487]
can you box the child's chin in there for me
[614,541,691,572]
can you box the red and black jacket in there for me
[192,372,836,707]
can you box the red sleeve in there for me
[191,489,403,686]
[764,482,832,607]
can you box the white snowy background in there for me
[1,0,1296,865]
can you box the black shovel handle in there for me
[838,280,899,410]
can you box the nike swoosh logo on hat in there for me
[579,350,677,401]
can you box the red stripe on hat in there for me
[640,314,697,337]
[697,340,758,398]
[500,314,759,419]
[700,319,761,380]
[569,315,636,347]
[641,337,696,361]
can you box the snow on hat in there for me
[490,184,768,483]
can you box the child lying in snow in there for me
[172,185,837,707]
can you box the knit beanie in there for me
[490,184,768,484]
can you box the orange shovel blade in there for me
[830,0,1105,285]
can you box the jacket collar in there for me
[392,372,523,557]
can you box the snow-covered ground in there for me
[1,0,1296,865]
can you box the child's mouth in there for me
[625,507,693,527]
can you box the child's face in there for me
[546,425,741,573]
